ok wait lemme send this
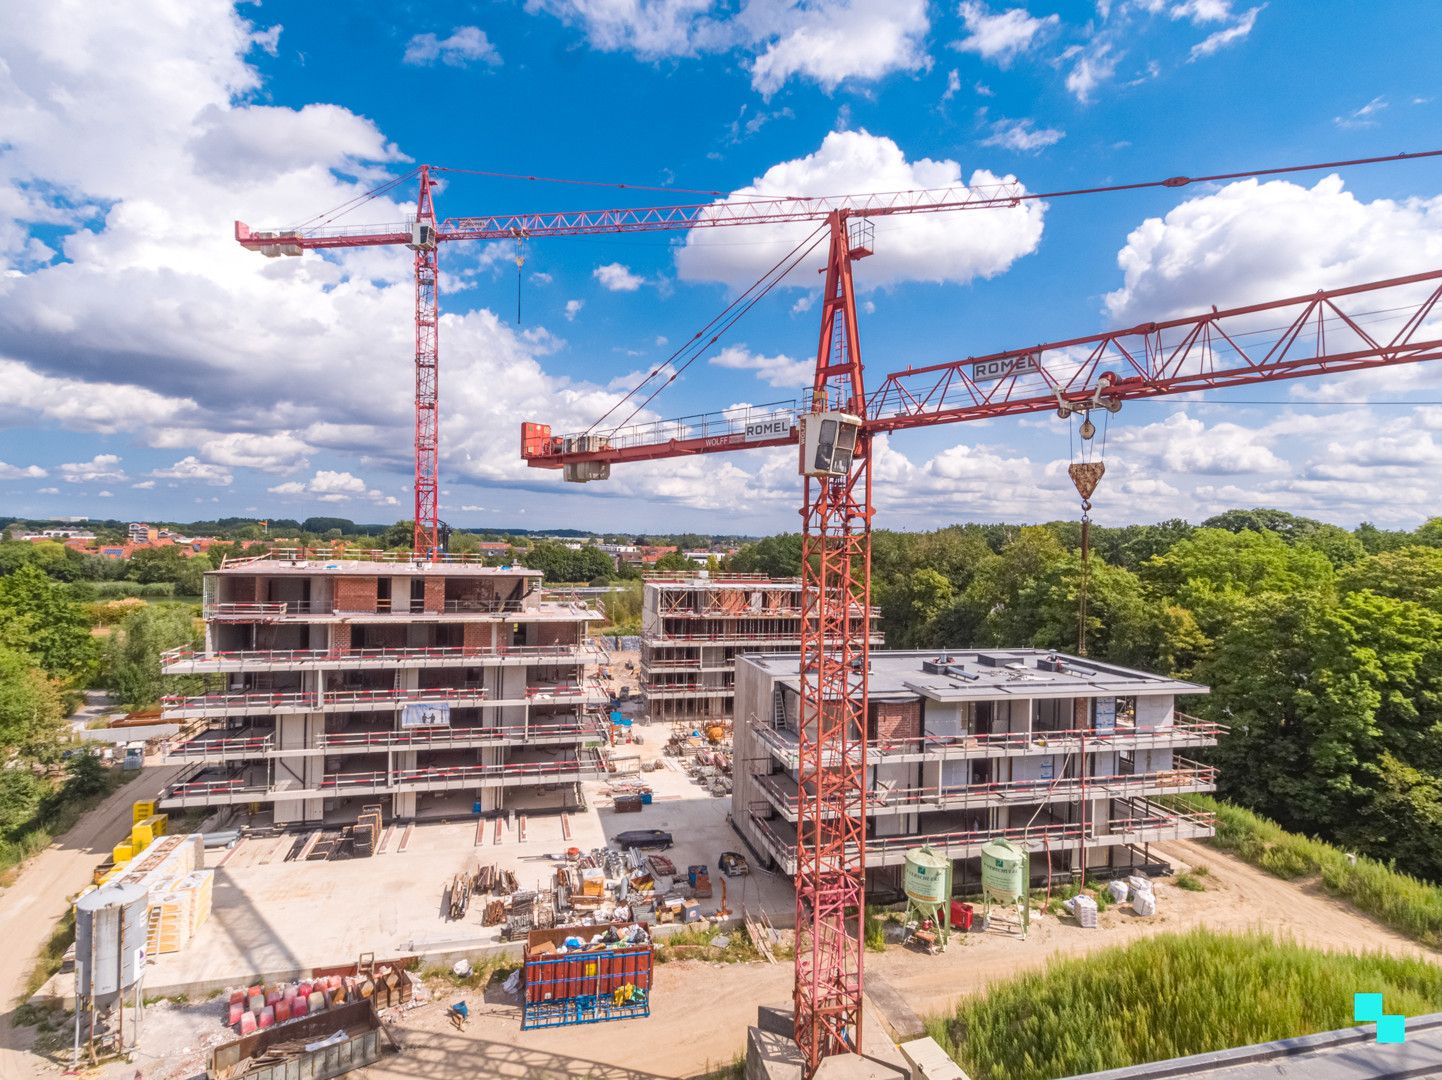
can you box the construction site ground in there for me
[78,722,788,998]
[19,835,1439,1080]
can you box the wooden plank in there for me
[397,823,415,853]
[474,818,486,847]
[518,815,526,842]
[865,977,926,1042]
[377,825,394,854]
[560,813,571,842]
[296,831,322,862]
[493,817,502,846]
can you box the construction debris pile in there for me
[604,778,654,812]
[680,748,733,797]
[548,847,714,927]
[222,962,414,1035]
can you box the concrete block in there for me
[899,1037,970,1080]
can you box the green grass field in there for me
[926,929,1442,1080]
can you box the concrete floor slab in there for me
[142,718,793,994]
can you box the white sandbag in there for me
[1106,880,1129,904]
[1127,874,1154,896]
[1132,889,1157,916]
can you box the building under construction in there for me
[156,550,608,825]
[731,648,1220,897]
[639,573,883,729]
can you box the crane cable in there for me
[582,220,831,436]
[607,223,831,435]
[1067,405,1111,657]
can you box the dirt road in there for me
[358,841,1440,1079]
[0,763,182,1078]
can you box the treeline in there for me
[0,562,200,869]
[726,509,1442,882]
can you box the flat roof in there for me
[1065,1011,1442,1079]
[742,648,1207,701]
[210,559,541,578]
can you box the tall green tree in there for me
[1141,527,1335,638]
[0,564,98,681]
[101,605,203,709]
[0,648,65,751]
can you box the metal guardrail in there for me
[205,598,548,618]
[753,760,1217,817]
[161,750,608,801]
[753,714,1226,762]
[161,643,601,668]
[747,802,1217,870]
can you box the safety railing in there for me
[753,760,1217,817]
[320,718,604,749]
[753,713,1226,762]
[748,803,1217,869]
[223,546,528,566]
[321,752,606,791]
[161,642,600,669]
[168,733,275,757]
[203,597,590,618]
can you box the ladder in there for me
[772,688,787,730]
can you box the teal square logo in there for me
[1354,993,1406,1043]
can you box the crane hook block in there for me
[1068,461,1106,502]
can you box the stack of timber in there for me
[354,805,382,858]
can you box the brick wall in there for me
[329,624,351,656]
[334,576,377,612]
[533,622,579,647]
[874,701,920,745]
[462,623,490,654]
[424,577,445,613]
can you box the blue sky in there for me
[2,0,1441,534]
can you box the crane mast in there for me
[794,213,873,1067]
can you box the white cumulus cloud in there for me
[525,0,930,95]
[593,263,645,292]
[59,454,127,484]
[403,26,502,67]
[980,118,1065,152]
[675,130,1045,291]
[1105,174,1442,324]
[151,456,234,486]
[709,345,813,390]
[953,2,1059,65]
[0,461,47,479]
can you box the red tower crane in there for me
[236,151,1441,1076]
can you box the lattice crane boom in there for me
[521,265,1442,468]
